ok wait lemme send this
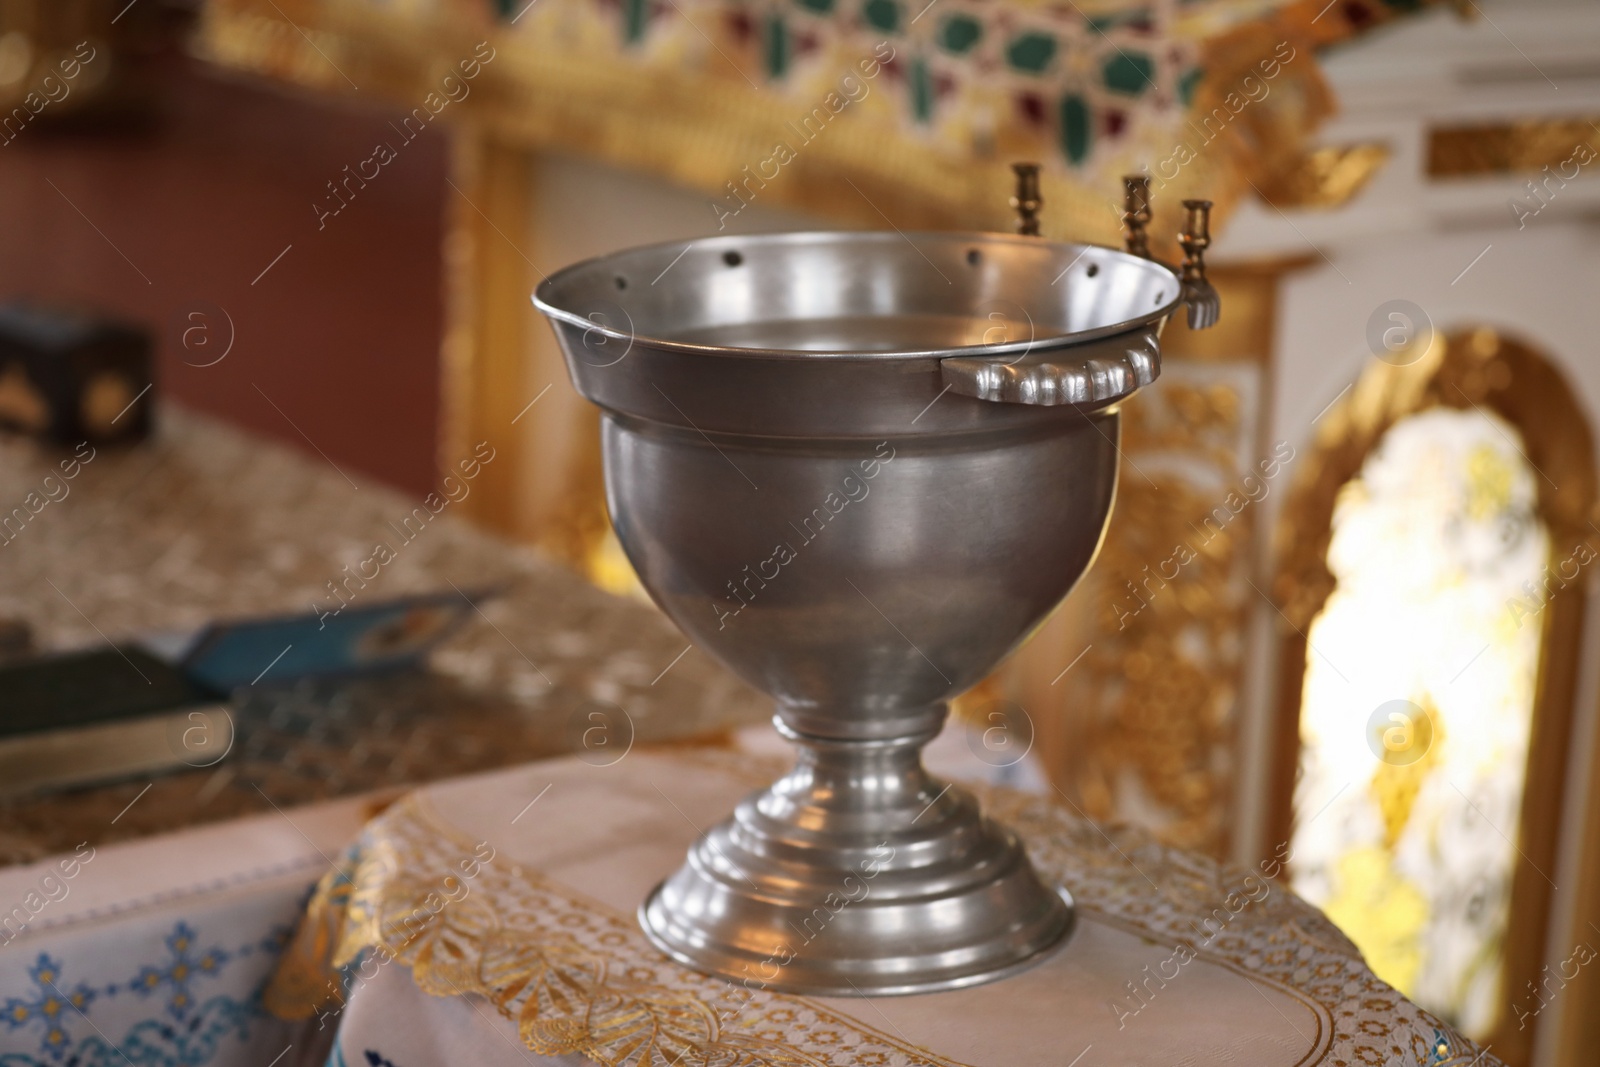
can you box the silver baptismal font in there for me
[533,168,1218,995]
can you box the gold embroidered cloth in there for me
[265,748,1500,1066]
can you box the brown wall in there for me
[0,57,446,495]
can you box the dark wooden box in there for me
[0,304,153,445]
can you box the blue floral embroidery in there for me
[0,921,288,1066]
[131,925,229,1022]
[0,996,255,1067]
[1,956,95,1060]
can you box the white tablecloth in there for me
[0,731,1496,1067]
[266,747,1496,1067]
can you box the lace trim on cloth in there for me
[265,793,955,1067]
[976,787,1498,1067]
[263,754,1500,1067]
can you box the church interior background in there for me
[1,1,1599,1065]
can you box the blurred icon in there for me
[181,589,497,693]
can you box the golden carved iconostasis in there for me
[1007,262,1291,861]
[188,0,1600,1064]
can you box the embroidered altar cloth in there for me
[266,748,1500,1067]
[0,794,368,1066]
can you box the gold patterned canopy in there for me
[197,0,1438,249]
